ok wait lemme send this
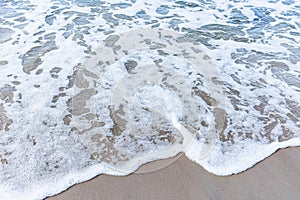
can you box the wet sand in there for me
[47,147,300,200]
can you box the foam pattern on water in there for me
[69,28,224,174]
[0,0,299,199]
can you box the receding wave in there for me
[0,0,299,199]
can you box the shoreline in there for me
[47,147,300,200]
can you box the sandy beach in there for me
[47,147,300,200]
[1,1,300,199]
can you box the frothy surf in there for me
[0,0,299,199]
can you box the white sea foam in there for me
[0,0,299,199]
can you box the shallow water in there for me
[0,0,299,199]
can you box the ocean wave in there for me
[0,0,299,199]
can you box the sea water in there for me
[0,0,299,199]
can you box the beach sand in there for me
[47,147,300,200]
